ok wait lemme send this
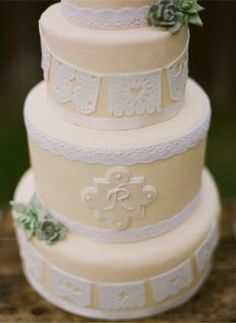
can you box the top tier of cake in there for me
[61,0,153,30]
[63,0,152,10]
[40,1,189,130]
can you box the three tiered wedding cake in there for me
[12,0,220,319]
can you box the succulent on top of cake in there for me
[11,195,67,245]
[148,0,204,33]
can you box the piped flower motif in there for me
[148,0,204,34]
[10,195,67,245]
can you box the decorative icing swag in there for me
[11,195,67,245]
[17,222,218,314]
[40,35,189,128]
[61,0,150,30]
[148,0,204,34]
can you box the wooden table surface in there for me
[0,203,236,323]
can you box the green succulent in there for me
[10,195,67,245]
[36,219,67,245]
[148,0,204,33]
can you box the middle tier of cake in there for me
[24,78,211,243]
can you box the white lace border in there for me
[37,190,201,243]
[61,0,150,30]
[24,95,211,165]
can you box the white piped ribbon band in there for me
[48,96,184,130]
[61,0,150,30]
[39,190,202,243]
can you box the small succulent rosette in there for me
[11,195,67,245]
[148,0,204,33]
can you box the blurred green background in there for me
[0,1,235,208]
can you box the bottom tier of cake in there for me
[13,168,220,320]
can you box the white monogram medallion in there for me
[82,167,157,230]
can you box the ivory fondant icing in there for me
[24,79,209,232]
[63,0,152,10]
[39,4,189,74]
[14,168,220,282]
[12,0,221,319]
[41,30,189,128]
[13,168,220,319]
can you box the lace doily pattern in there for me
[109,71,162,117]
[55,61,100,115]
[167,49,188,101]
[40,38,51,81]
[40,34,189,124]
[16,221,218,316]
[24,98,211,165]
[61,1,150,30]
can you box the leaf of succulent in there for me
[35,219,67,245]
[187,12,203,26]
[148,0,204,33]
[175,0,203,14]
[148,0,184,33]
[11,196,67,245]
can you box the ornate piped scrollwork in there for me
[82,167,157,230]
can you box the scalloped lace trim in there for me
[24,99,211,165]
[44,190,201,243]
[61,1,149,30]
